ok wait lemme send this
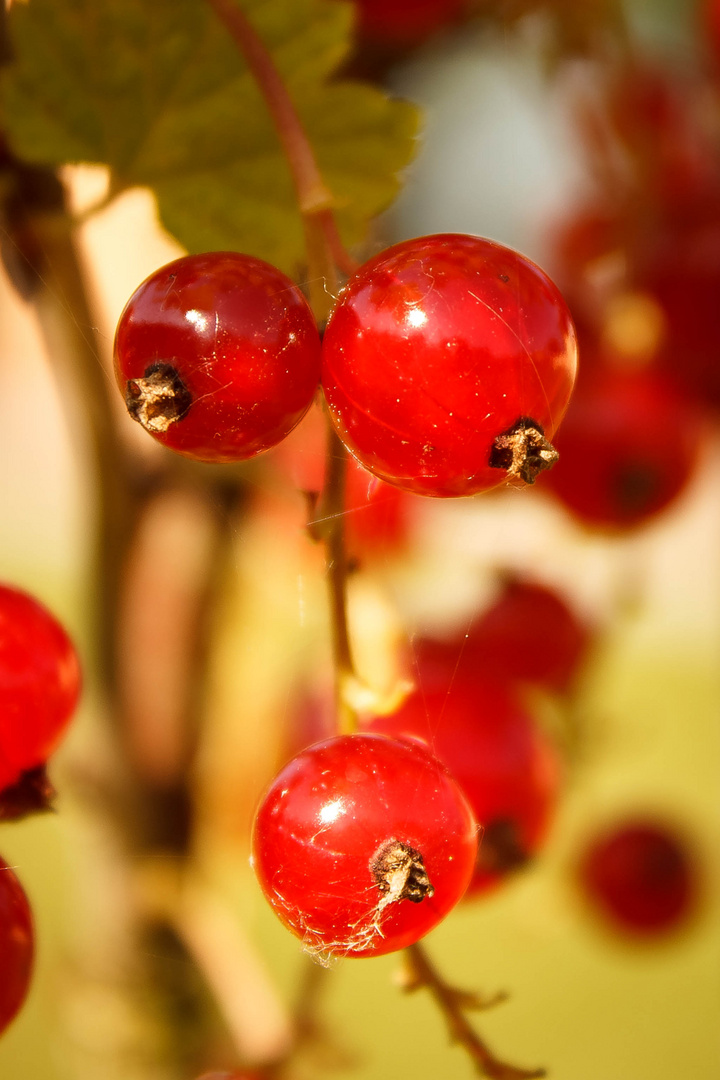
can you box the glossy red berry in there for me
[252,733,477,958]
[367,674,560,894]
[0,859,34,1034]
[577,819,700,938]
[0,584,81,793]
[545,365,702,530]
[113,252,322,463]
[321,234,578,497]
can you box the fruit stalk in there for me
[204,0,356,316]
[405,943,546,1080]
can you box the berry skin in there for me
[251,733,477,958]
[413,577,591,695]
[577,819,700,939]
[113,252,322,463]
[271,401,414,557]
[321,234,577,498]
[0,859,34,1035]
[545,365,702,530]
[367,674,560,895]
[195,1073,261,1080]
[349,0,466,45]
[642,206,720,411]
[0,584,81,793]
[706,0,720,63]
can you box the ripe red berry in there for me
[321,234,578,497]
[545,365,702,530]
[706,0,720,62]
[367,674,560,895]
[349,0,466,45]
[0,859,34,1035]
[641,207,720,412]
[412,578,591,696]
[113,252,322,463]
[577,819,700,938]
[0,584,81,793]
[252,733,477,958]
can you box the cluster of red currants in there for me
[0,584,82,1035]
[111,231,705,960]
[544,59,720,533]
[113,232,580,957]
[259,576,581,959]
[113,233,578,495]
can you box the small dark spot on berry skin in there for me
[477,818,530,875]
[499,273,510,283]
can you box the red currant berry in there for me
[321,234,578,497]
[706,0,720,62]
[577,819,701,939]
[367,674,560,895]
[641,207,720,411]
[113,252,322,463]
[0,584,81,793]
[0,859,34,1035]
[252,733,477,958]
[414,577,592,696]
[545,365,702,530]
[349,0,466,45]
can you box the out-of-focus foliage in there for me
[0,0,419,274]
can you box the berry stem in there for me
[204,0,357,319]
[205,0,330,216]
[404,943,546,1080]
[318,420,360,735]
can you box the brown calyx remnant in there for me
[489,417,559,484]
[371,839,434,912]
[125,362,192,434]
[0,765,56,822]
[476,818,530,876]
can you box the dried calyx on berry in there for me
[489,416,560,484]
[371,839,435,907]
[125,362,192,434]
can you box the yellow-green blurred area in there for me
[2,1,720,1078]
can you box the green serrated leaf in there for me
[1,0,420,275]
